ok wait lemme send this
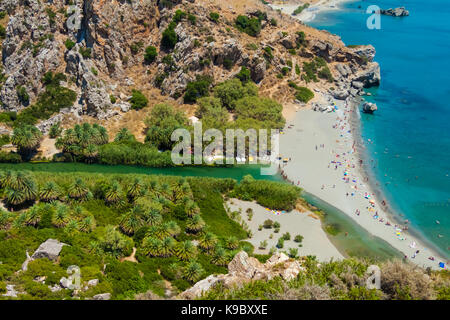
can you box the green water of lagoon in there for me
[0,162,402,260]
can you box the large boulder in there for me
[362,102,378,114]
[180,251,305,299]
[353,63,381,88]
[31,239,66,261]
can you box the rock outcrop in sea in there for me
[379,7,409,17]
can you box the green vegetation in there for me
[55,123,108,163]
[302,57,334,83]
[64,39,76,50]
[11,125,43,161]
[235,15,262,37]
[209,12,220,23]
[201,258,450,300]
[184,75,213,103]
[0,170,300,299]
[144,103,188,151]
[10,72,76,127]
[129,90,148,110]
[292,4,310,16]
[230,175,300,210]
[144,46,158,64]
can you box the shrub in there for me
[294,235,304,243]
[79,47,92,58]
[184,75,213,103]
[17,86,30,105]
[209,12,220,23]
[65,39,76,50]
[295,87,314,103]
[263,219,273,229]
[161,24,178,49]
[223,58,234,70]
[49,122,62,138]
[129,90,148,110]
[236,66,251,83]
[235,15,261,37]
[144,46,158,64]
[188,14,197,25]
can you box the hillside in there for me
[0,0,378,141]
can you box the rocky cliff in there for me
[0,0,380,133]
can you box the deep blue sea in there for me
[309,0,450,257]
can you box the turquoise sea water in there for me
[309,0,450,257]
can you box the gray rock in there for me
[31,239,66,261]
[2,285,19,297]
[379,7,409,17]
[87,279,99,287]
[93,293,111,300]
[362,102,378,114]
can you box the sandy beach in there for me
[226,198,344,261]
[278,97,448,269]
[268,0,351,23]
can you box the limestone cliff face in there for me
[0,0,380,127]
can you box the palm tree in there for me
[78,215,96,233]
[0,170,14,188]
[211,246,228,266]
[5,188,26,207]
[13,212,28,228]
[84,144,98,163]
[154,223,171,240]
[186,214,205,233]
[142,237,163,257]
[185,200,200,218]
[25,205,42,227]
[68,178,91,201]
[52,203,70,228]
[65,219,79,235]
[176,240,197,261]
[39,181,60,202]
[166,221,181,237]
[119,206,145,235]
[225,236,239,250]
[198,232,218,252]
[105,181,123,205]
[11,125,43,160]
[114,128,136,143]
[160,237,175,257]
[145,208,162,226]
[183,261,204,283]
[127,178,145,201]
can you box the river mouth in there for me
[0,162,404,261]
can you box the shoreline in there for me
[279,95,448,269]
[268,0,354,23]
[348,99,449,260]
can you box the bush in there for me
[294,235,304,243]
[184,75,213,103]
[65,39,76,50]
[129,90,148,110]
[295,87,314,103]
[209,12,220,23]
[235,66,251,84]
[144,46,158,64]
[263,219,273,229]
[235,15,262,37]
[17,86,30,105]
[161,24,178,49]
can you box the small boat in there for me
[436,220,440,224]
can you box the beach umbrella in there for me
[439,262,445,268]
